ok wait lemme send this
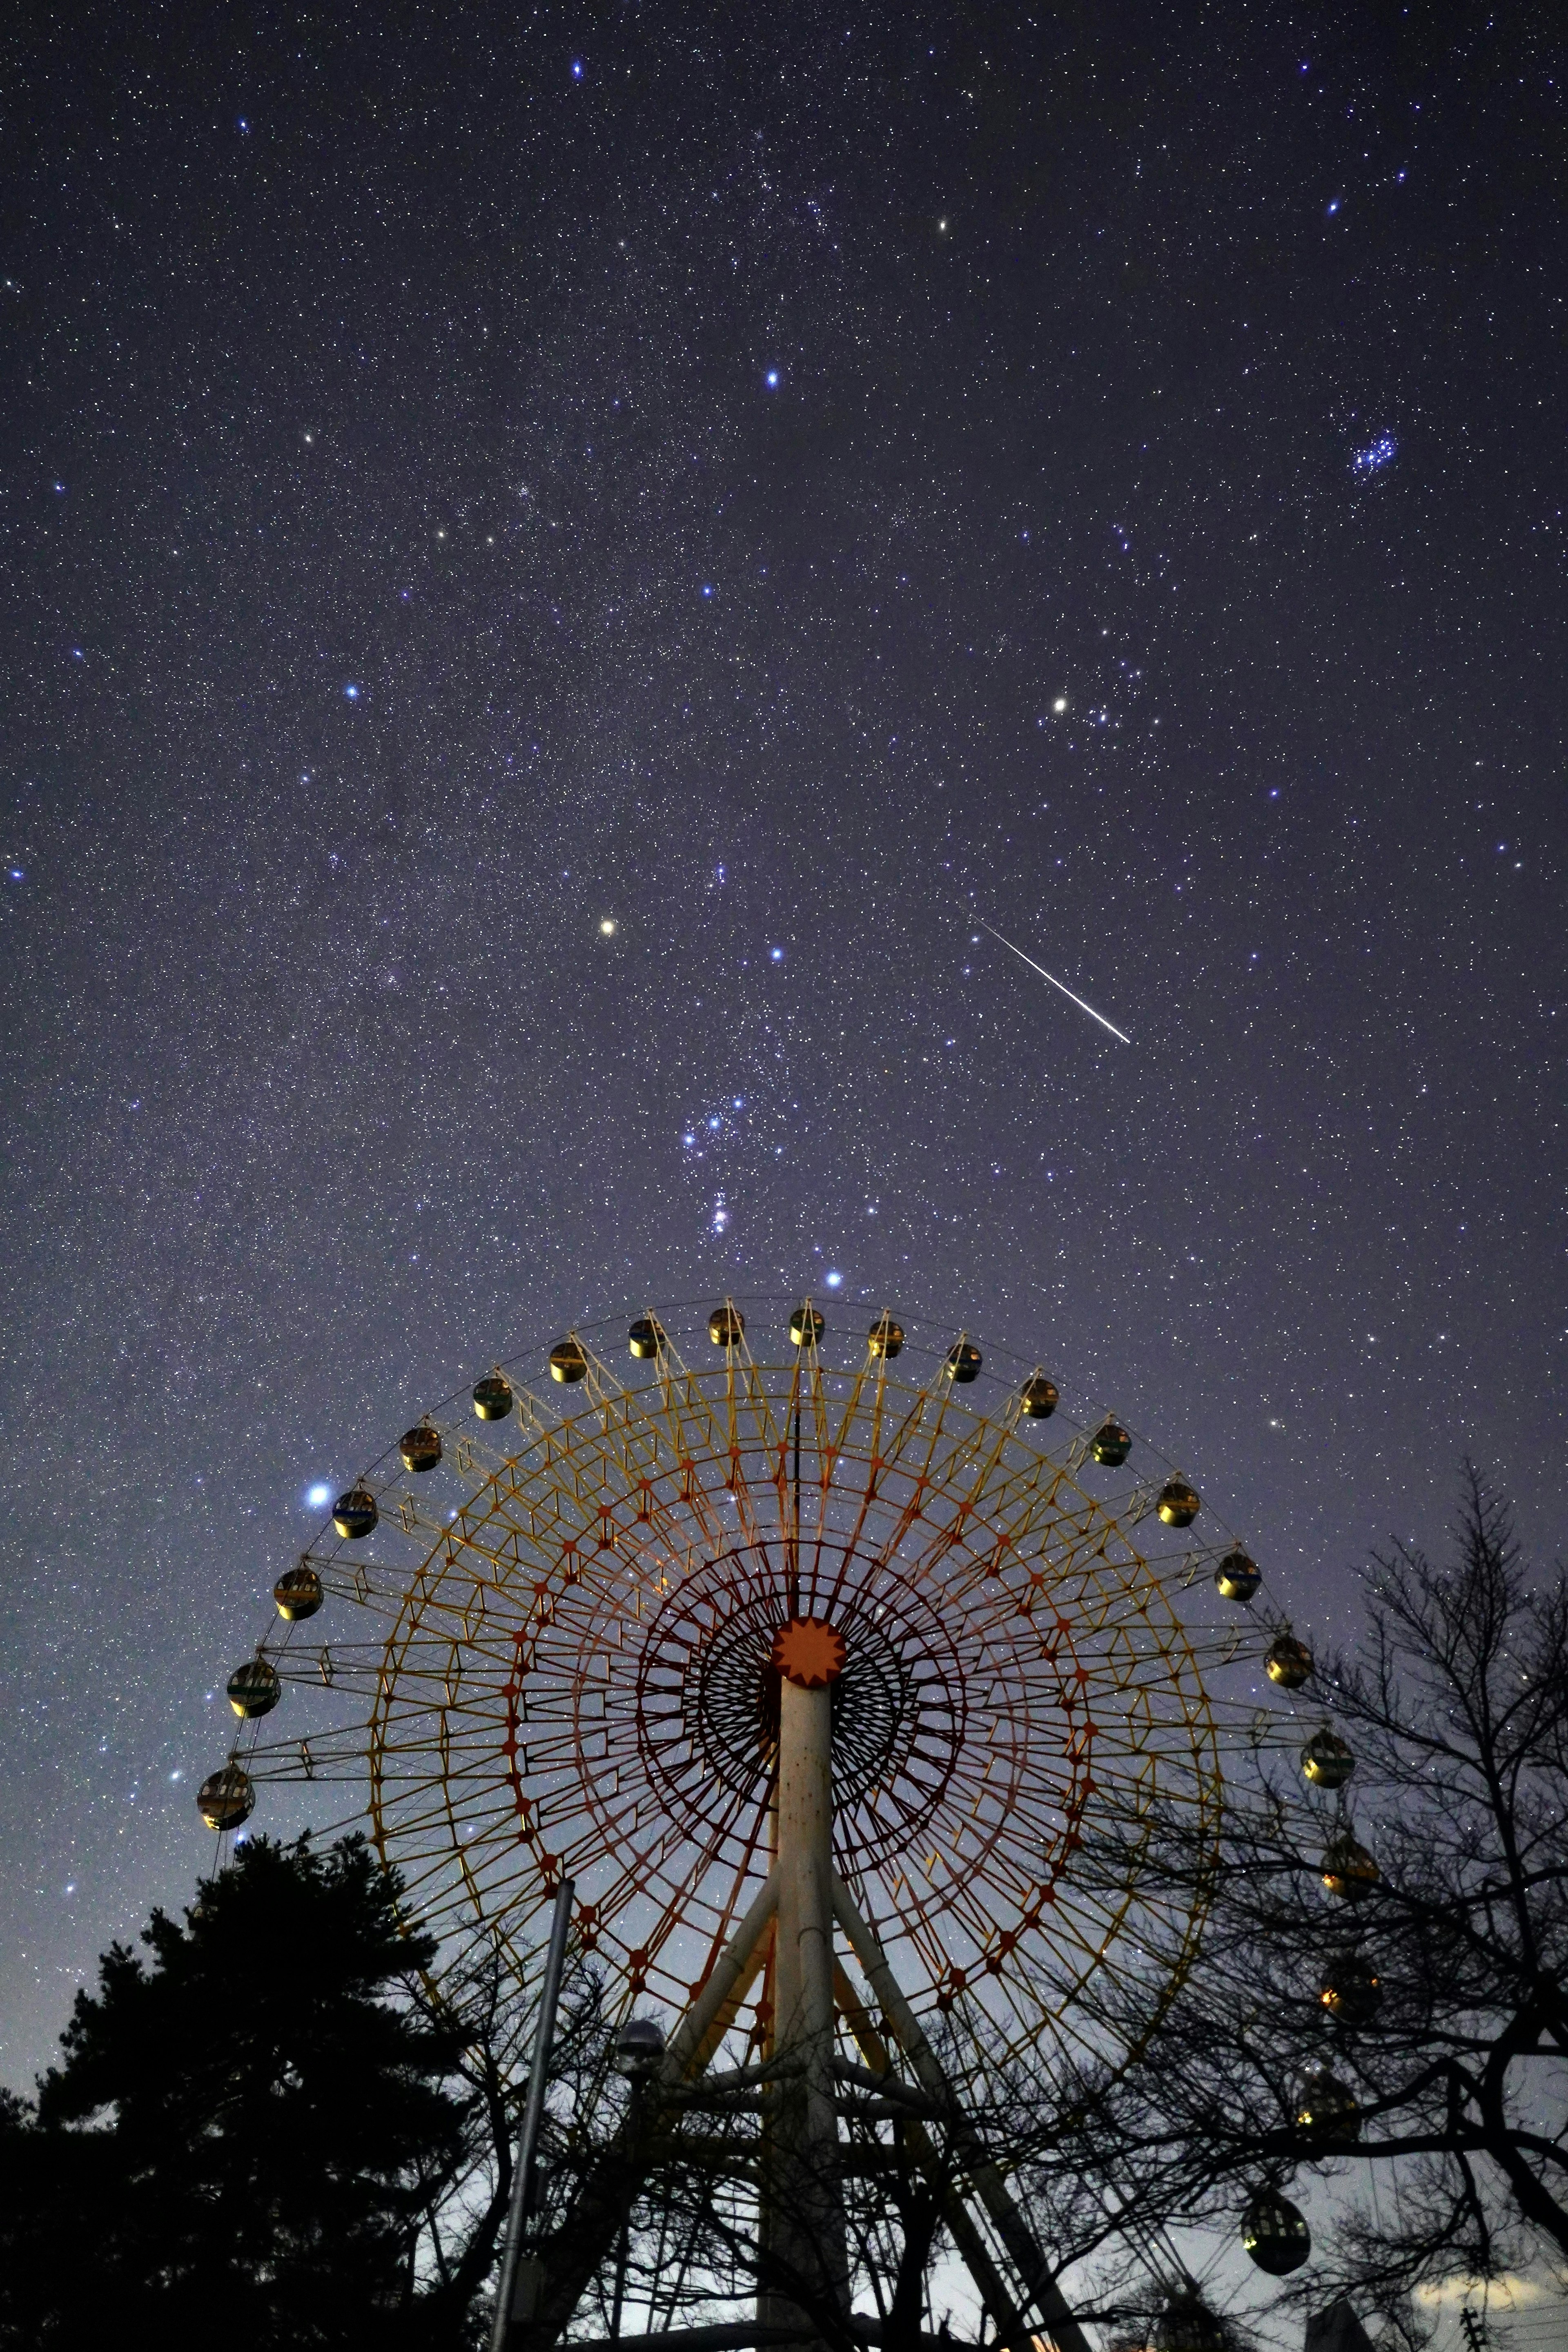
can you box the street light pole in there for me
[492,1876,577,2352]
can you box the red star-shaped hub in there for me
[771,1616,848,1689]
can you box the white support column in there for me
[761,1622,849,2341]
[775,1673,837,2156]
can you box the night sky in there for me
[2,2,1565,2095]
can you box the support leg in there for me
[831,1875,1090,2352]
[517,1876,779,2352]
[831,1964,1032,2352]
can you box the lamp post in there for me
[492,1876,577,2352]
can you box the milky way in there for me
[1,4,1564,2097]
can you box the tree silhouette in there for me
[1003,1468,1568,2327]
[0,1835,472,2349]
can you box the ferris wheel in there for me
[200,1297,1316,2341]
[200,1296,1309,2092]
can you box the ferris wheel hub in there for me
[771,1615,848,1689]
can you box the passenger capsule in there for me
[399,1423,442,1475]
[1301,1728,1355,1790]
[226,1657,281,1719]
[473,1372,514,1421]
[1241,2187,1310,2275]
[628,1316,665,1359]
[1321,1833,1379,1902]
[1265,1630,1313,1689]
[709,1305,745,1348]
[1020,1374,1059,1419]
[274,1564,323,1622]
[549,1339,588,1385]
[1214,1549,1262,1603]
[1091,1419,1131,1468]
[332,1487,377,1541]
[1319,1951,1382,2025]
[198,1764,255,1833]
[1295,2069,1360,2145]
[789,1305,825,1348]
[868,1313,904,1359]
[1157,1478,1201,1528]
[946,1341,982,1384]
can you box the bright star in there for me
[824,1271,843,1289]
[1052,696,1068,712]
[307,1482,331,1508]
[770,946,784,962]
[701,584,713,597]
[570,58,583,77]
[765,370,780,388]
[599,918,617,935]
[343,683,359,699]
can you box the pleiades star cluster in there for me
[0,2,1563,2087]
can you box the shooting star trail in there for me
[968,914,1132,1045]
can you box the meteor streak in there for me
[968,913,1131,1045]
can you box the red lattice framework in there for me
[230,1303,1281,2105]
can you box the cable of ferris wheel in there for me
[1095,2178,1186,2299]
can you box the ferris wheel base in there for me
[502,1869,1089,2352]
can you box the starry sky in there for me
[2,1,1565,2090]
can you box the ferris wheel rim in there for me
[202,1286,1324,2125]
